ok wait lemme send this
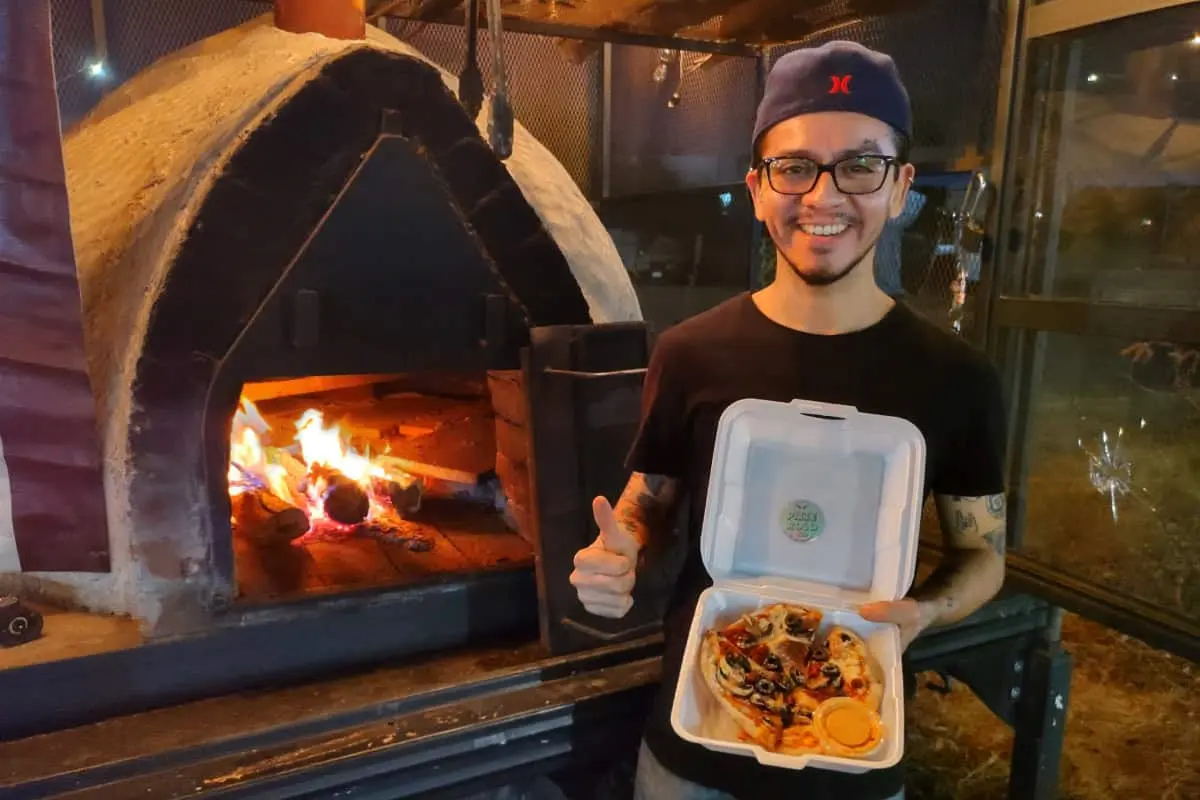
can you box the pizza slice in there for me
[811,625,885,710]
[699,630,786,749]
[716,608,801,684]
[765,603,823,643]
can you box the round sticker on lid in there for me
[781,500,825,543]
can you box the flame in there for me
[294,409,384,484]
[228,398,270,496]
[228,395,418,538]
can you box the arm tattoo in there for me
[613,472,680,548]
[985,493,1006,519]
[913,492,1008,627]
[938,494,1006,552]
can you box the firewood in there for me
[421,475,498,507]
[322,472,370,525]
[376,454,481,486]
[232,489,309,545]
[264,447,308,506]
[369,476,423,516]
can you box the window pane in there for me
[1016,331,1200,620]
[1006,5,1200,304]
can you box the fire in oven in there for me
[225,373,532,603]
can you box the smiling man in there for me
[569,41,1008,799]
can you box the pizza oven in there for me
[40,12,652,645]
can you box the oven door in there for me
[524,322,685,654]
[983,0,1200,661]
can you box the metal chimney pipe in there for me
[274,0,366,40]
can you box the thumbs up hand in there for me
[569,496,642,618]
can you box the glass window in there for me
[1015,331,1200,620]
[1006,6,1200,304]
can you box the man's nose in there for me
[804,170,845,206]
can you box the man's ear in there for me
[746,168,767,223]
[889,163,916,219]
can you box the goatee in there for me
[778,237,877,287]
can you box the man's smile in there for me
[797,222,851,238]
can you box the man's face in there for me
[747,112,915,287]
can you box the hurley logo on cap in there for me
[829,74,853,95]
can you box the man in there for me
[569,41,1007,799]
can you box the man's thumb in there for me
[592,496,640,560]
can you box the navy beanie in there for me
[752,41,912,154]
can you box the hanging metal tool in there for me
[948,171,989,334]
[485,0,512,159]
[652,48,672,83]
[667,49,684,108]
[458,0,484,120]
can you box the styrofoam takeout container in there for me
[670,398,926,774]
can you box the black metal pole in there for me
[459,0,483,119]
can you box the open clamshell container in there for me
[670,398,926,773]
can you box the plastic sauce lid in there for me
[813,697,884,757]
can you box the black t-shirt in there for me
[626,292,1006,800]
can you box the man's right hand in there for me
[569,496,642,618]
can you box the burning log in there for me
[322,471,371,525]
[369,476,423,517]
[232,488,309,546]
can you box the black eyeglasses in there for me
[757,155,900,196]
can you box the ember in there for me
[228,397,424,544]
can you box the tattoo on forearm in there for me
[986,493,1006,519]
[917,492,1008,627]
[614,472,679,546]
[641,474,672,495]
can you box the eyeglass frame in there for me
[753,154,904,196]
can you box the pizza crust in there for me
[778,721,824,755]
[860,650,886,711]
[823,625,885,711]
[699,631,780,750]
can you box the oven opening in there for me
[227,372,533,604]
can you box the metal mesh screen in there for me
[46,2,599,196]
[49,0,105,128]
[104,0,271,82]
[50,0,272,128]
[768,0,1004,161]
[384,19,601,196]
[608,46,758,197]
